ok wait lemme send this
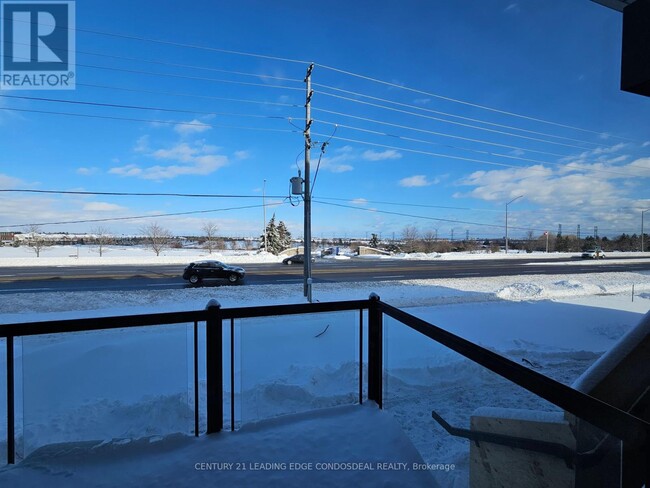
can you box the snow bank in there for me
[0,404,436,488]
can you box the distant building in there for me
[0,232,15,243]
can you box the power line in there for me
[2,15,312,65]
[0,106,301,134]
[0,189,289,199]
[314,83,607,148]
[0,94,299,121]
[3,44,304,83]
[0,202,287,229]
[311,132,650,180]
[10,94,640,179]
[315,63,633,142]
[77,82,301,108]
[315,196,504,213]
[77,62,305,91]
[313,199,544,233]
[316,90,601,150]
[312,121,649,179]
[312,107,570,158]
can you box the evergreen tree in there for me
[369,233,380,248]
[277,220,292,250]
[260,214,284,254]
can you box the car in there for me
[282,254,315,265]
[581,249,606,259]
[182,260,245,284]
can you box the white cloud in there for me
[399,175,437,187]
[642,141,650,148]
[504,3,520,13]
[76,167,99,176]
[174,119,211,136]
[109,164,142,177]
[82,202,126,212]
[454,161,650,230]
[362,149,402,161]
[134,135,150,153]
[234,150,251,160]
[351,198,368,205]
[0,173,24,189]
[110,142,228,181]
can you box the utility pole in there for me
[262,179,267,252]
[505,195,523,254]
[303,63,314,302]
[642,209,650,252]
[545,231,549,253]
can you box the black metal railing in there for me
[1,298,370,464]
[1,293,648,485]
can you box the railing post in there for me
[6,336,15,464]
[367,293,383,409]
[205,299,223,434]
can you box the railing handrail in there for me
[0,299,372,338]
[0,310,210,337]
[378,300,650,448]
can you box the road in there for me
[1,256,649,294]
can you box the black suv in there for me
[183,260,245,285]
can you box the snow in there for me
[1,244,649,267]
[0,404,437,488]
[0,246,649,486]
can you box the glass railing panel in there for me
[239,310,360,427]
[383,315,624,487]
[20,324,194,458]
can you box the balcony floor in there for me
[0,403,438,487]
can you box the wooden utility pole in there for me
[304,63,314,302]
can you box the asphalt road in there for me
[1,256,649,294]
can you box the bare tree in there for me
[525,230,535,252]
[91,226,113,257]
[202,221,219,254]
[27,224,47,257]
[141,222,173,256]
[421,230,437,253]
[401,225,419,253]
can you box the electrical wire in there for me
[315,63,634,141]
[77,62,305,91]
[312,107,569,158]
[314,83,611,148]
[0,106,301,134]
[0,189,289,199]
[0,202,287,229]
[77,82,301,108]
[316,90,601,150]
[310,132,650,180]
[310,125,338,194]
[2,15,312,65]
[312,121,648,179]
[0,94,299,122]
[312,199,544,233]
[3,44,304,83]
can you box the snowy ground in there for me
[0,247,649,486]
[1,244,649,267]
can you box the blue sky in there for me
[1,0,649,240]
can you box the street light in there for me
[505,195,523,254]
[642,208,650,252]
